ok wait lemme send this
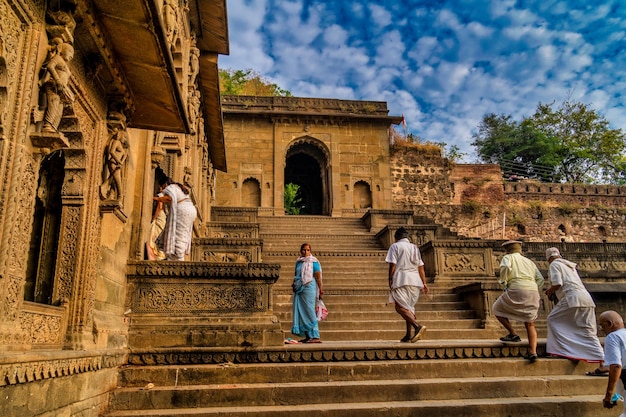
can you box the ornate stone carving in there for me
[19,310,62,345]
[32,10,76,136]
[99,111,129,203]
[443,253,487,273]
[133,283,265,313]
[199,251,250,263]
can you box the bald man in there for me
[599,310,626,415]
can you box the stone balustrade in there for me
[126,261,284,348]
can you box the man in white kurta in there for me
[386,227,429,343]
[545,247,604,363]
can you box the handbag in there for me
[316,299,328,321]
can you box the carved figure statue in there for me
[188,88,201,132]
[99,126,129,201]
[34,41,75,133]
[189,46,200,87]
[163,0,179,46]
[46,10,77,44]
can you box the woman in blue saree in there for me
[291,243,324,343]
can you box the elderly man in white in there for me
[544,247,604,364]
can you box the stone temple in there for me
[2,1,626,416]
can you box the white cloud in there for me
[220,0,626,162]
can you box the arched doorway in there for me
[242,177,261,207]
[284,138,330,215]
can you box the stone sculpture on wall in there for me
[99,112,129,203]
[33,10,76,134]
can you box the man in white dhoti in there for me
[386,227,429,343]
[545,247,604,363]
[599,310,626,415]
[493,240,544,362]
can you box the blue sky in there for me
[220,0,626,160]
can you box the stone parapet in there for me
[211,206,259,222]
[362,209,413,232]
[126,261,284,348]
[192,237,263,263]
[204,222,260,238]
[420,240,497,282]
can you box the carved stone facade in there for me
[0,0,228,416]
[217,96,402,217]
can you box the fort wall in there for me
[391,144,626,243]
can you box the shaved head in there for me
[599,310,624,325]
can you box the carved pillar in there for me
[0,160,39,350]
[53,148,95,349]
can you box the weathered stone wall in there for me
[389,144,454,206]
[391,145,626,243]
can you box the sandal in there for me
[305,338,322,343]
[586,368,609,376]
[400,335,411,343]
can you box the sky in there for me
[219,0,626,161]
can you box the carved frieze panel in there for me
[198,251,251,263]
[442,253,487,274]
[131,282,267,314]
[19,309,63,346]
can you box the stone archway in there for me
[284,138,330,215]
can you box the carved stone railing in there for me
[126,261,283,348]
[454,282,555,330]
[420,240,497,282]
[377,224,439,248]
[362,209,413,233]
[211,206,259,223]
[204,222,260,238]
[192,237,263,263]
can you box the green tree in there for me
[219,68,291,96]
[284,183,302,215]
[472,100,626,184]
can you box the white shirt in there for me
[385,238,424,289]
[548,258,595,308]
[604,328,626,367]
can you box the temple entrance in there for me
[284,139,330,215]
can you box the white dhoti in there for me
[546,302,604,362]
[492,289,540,322]
[389,286,421,315]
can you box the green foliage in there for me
[284,183,302,215]
[557,202,582,216]
[219,68,292,97]
[472,99,626,184]
[461,199,482,215]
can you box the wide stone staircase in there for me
[260,215,494,341]
[103,213,607,416]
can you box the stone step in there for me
[118,357,588,386]
[274,300,471,312]
[273,309,479,321]
[299,328,507,341]
[105,357,604,417]
[279,318,484,331]
[101,396,605,417]
[273,292,462,303]
[108,375,602,410]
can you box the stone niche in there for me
[126,261,284,348]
